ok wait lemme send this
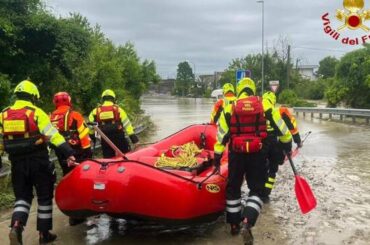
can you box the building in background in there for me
[297,65,318,81]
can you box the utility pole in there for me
[257,0,264,95]
[287,44,291,89]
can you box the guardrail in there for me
[293,107,370,124]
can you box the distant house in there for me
[199,71,224,90]
[297,65,319,81]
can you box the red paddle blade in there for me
[295,175,317,214]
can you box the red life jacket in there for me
[229,96,267,153]
[96,105,122,132]
[2,107,44,153]
[50,109,80,147]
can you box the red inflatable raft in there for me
[55,124,228,225]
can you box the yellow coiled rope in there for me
[155,141,202,168]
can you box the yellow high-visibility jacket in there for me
[88,101,135,136]
[0,100,67,154]
[210,94,236,124]
[214,93,292,155]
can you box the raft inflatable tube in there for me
[55,124,228,225]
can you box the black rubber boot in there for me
[230,223,241,236]
[242,220,254,245]
[39,231,57,244]
[9,220,23,245]
[261,195,270,204]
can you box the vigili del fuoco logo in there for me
[322,0,370,45]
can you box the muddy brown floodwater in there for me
[1,96,370,244]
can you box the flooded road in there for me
[1,95,370,244]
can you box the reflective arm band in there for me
[214,143,225,155]
[122,118,130,127]
[79,127,89,139]
[41,123,65,147]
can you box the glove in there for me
[129,134,139,144]
[293,134,302,148]
[280,141,292,155]
[213,153,222,172]
[67,155,78,167]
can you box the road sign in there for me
[236,69,252,83]
[269,80,279,92]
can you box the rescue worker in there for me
[0,80,76,244]
[279,105,302,147]
[212,78,264,243]
[88,89,139,158]
[50,92,92,226]
[50,92,92,176]
[210,83,236,124]
[262,91,293,203]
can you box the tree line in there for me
[216,44,370,109]
[0,0,160,115]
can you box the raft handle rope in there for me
[86,158,201,185]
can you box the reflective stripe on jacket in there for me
[279,106,299,136]
[210,94,236,124]
[88,101,135,136]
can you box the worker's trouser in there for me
[263,135,285,196]
[226,151,268,227]
[101,131,130,158]
[9,151,55,232]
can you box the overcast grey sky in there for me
[47,0,367,78]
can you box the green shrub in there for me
[278,89,315,107]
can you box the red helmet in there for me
[53,92,72,108]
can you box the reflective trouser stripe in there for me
[226,206,242,213]
[14,200,31,214]
[38,205,52,211]
[265,177,276,189]
[14,207,30,213]
[15,200,31,207]
[37,213,52,219]
[265,183,273,189]
[247,196,263,206]
[246,202,261,213]
[226,199,242,213]
[245,195,263,214]
[37,204,52,219]
[226,199,241,205]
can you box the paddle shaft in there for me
[91,124,128,160]
[285,151,298,176]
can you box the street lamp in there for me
[257,0,264,95]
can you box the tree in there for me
[317,56,338,79]
[175,61,194,96]
[323,45,370,108]
[0,0,160,115]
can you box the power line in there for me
[292,46,348,53]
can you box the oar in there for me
[285,131,312,161]
[285,151,317,214]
